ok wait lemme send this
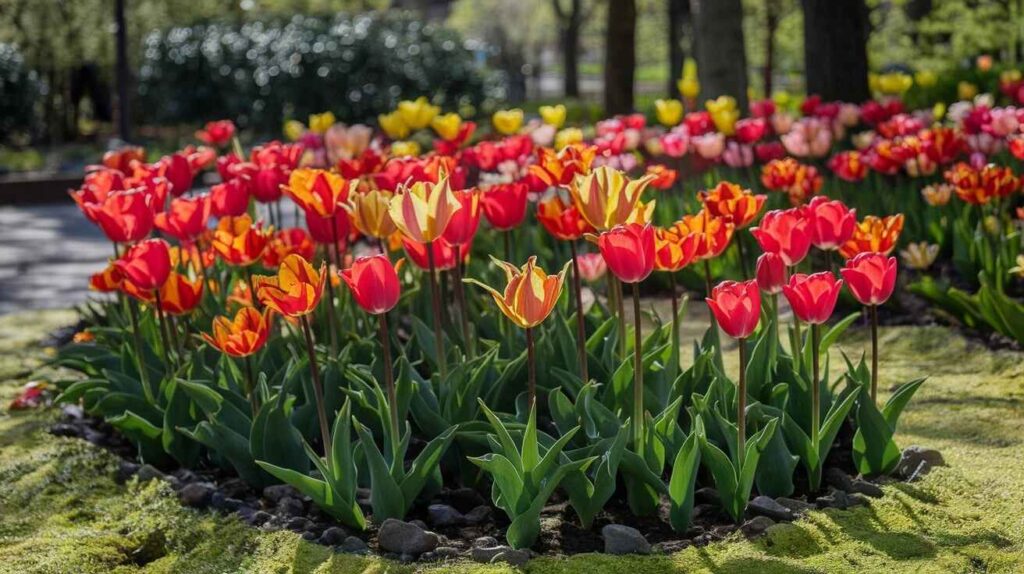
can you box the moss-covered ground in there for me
[0,308,1022,573]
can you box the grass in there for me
[0,308,1022,573]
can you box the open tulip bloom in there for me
[841,253,898,403]
[706,280,760,456]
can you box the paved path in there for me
[0,204,109,315]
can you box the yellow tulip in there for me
[539,104,567,128]
[397,97,439,130]
[921,183,953,207]
[493,109,524,135]
[343,189,397,239]
[899,242,939,270]
[958,81,979,101]
[1001,69,1022,84]
[308,111,336,135]
[431,113,463,141]
[705,96,739,136]
[554,127,584,150]
[915,70,938,89]
[387,174,461,243]
[465,256,569,329]
[1008,254,1024,278]
[378,111,410,140]
[570,165,656,230]
[284,120,305,142]
[932,102,947,122]
[391,140,421,157]
[875,72,913,96]
[678,77,700,100]
[654,99,684,127]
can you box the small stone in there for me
[262,484,300,503]
[116,460,140,483]
[276,496,305,517]
[61,404,85,420]
[218,478,250,499]
[775,497,815,515]
[243,509,272,526]
[824,468,855,491]
[178,482,214,507]
[221,497,243,512]
[137,464,165,482]
[301,531,317,541]
[695,487,720,504]
[491,549,531,566]
[50,423,81,438]
[850,478,884,498]
[816,489,866,510]
[601,524,651,555]
[340,536,368,553]
[895,446,946,481]
[82,428,106,446]
[446,487,488,512]
[428,504,465,527]
[740,516,776,537]
[472,536,499,548]
[464,505,492,525]
[378,518,439,556]
[410,519,428,530]
[173,469,201,483]
[318,526,347,546]
[471,544,512,563]
[433,546,461,558]
[748,495,794,521]
[286,517,313,532]
[653,540,691,553]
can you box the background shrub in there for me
[0,43,41,143]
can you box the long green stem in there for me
[244,354,259,417]
[425,241,448,377]
[569,241,589,383]
[379,313,400,458]
[525,326,536,411]
[300,315,332,453]
[811,323,821,447]
[631,282,644,449]
[320,245,340,357]
[703,259,715,324]
[737,339,747,460]
[452,244,474,358]
[151,289,175,369]
[870,305,879,405]
[127,299,154,404]
[616,279,626,359]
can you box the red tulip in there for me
[154,195,211,241]
[340,254,402,314]
[805,196,856,251]
[782,272,843,325]
[536,193,594,241]
[595,223,655,284]
[89,262,124,292]
[115,238,171,290]
[158,271,204,315]
[481,182,529,231]
[254,254,327,317]
[706,280,761,339]
[755,252,785,294]
[441,188,482,246]
[159,153,195,196]
[263,228,316,268]
[84,190,154,243]
[402,236,468,271]
[734,118,767,144]
[750,209,811,266]
[210,178,250,217]
[196,120,236,147]
[305,209,351,247]
[840,252,897,306]
[252,168,288,203]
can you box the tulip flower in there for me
[442,188,481,247]
[655,99,684,126]
[899,242,939,271]
[209,178,250,218]
[576,252,607,282]
[202,306,271,414]
[539,104,567,128]
[397,97,438,130]
[571,165,656,230]
[284,168,353,217]
[305,209,351,248]
[595,223,655,284]
[699,182,765,229]
[492,108,524,135]
[154,195,211,242]
[481,183,529,231]
[841,253,898,404]
[755,252,786,295]
[805,196,856,252]
[839,214,904,260]
[341,254,404,444]
[158,271,204,315]
[254,254,332,450]
[431,113,462,141]
[466,256,568,409]
[84,190,154,243]
[530,145,595,188]
[159,153,195,196]
[90,262,124,293]
[920,184,953,207]
[387,175,461,245]
[212,214,272,267]
[263,228,316,268]
[115,238,171,291]
[750,209,812,267]
[536,192,594,241]
[645,165,678,190]
[195,120,236,147]
[706,279,761,456]
[344,189,397,247]
[675,210,735,307]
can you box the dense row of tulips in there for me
[54,84,1024,551]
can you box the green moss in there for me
[0,310,1022,573]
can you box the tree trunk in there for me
[692,0,749,111]
[667,0,689,97]
[604,0,637,115]
[802,0,870,102]
[115,0,131,142]
[563,18,581,98]
[763,0,778,97]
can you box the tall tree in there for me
[604,0,636,115]
[802,0,870,102]
[552,0,589,98]
[115,0,131,141]
[667,0,691,97]
[692,0,749,111]
[762,0,781,97]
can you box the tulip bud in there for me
[706,280,761,339]
[755,252,786,294]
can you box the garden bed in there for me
[2,309,1022,573]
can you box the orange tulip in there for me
[202,306,271,357]
[465,256,568,329]
[154,194,211,241]
[284,168,354,217]
[673,210,735,260]
[262,228,315,268]
[212,214,272,267]
[343,189,396,239]
[536,192,594,241]
[570,165,656,230]
[699,182,766,228]
[654,225,700,272]
[158,271,204,315]
[89,261,124,292]
[839,214,905,260]
[530,145,596,187]
[254,254,326,317]
[387,174,461,243]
